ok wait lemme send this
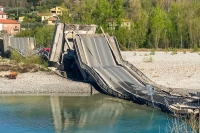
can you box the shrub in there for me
[149,56,153,62]
[171,48,178,55]
[165,48,168,54]
[166,113,199,133]
[10,50,24,64]
[193,44,199,52]
[150,49,155,55]
[24,55,48,68]
[143,56,153,62]
[10,51,48,72]
[183,50,186,54]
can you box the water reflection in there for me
[50,94,169,133]
[0,94,174,133]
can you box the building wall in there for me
[42,16,52,21]
[0,23,2,31]
[108,21,131,30]
[18,16,25,22]
[47,20,56,25]
[0,14,6,19]
[0,7,3,12]
[2,23,20,35]
[50,7,67,16]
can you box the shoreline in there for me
[0,71,98,95]
[0,51,200,96]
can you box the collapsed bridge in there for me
[48,22,200,116]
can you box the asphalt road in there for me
[81,35,146,95]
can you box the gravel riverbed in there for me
[122,51,200,95]
[0,71,95,95]
[0,51,199,95]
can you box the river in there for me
[0,93,191,133]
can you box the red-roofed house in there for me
[47,17,58,25]
[0,6,20,36]
[0,19,20,35]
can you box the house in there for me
[107,18,131,30]
[18,16,25,22]
[38,6,67,25]
[0,6,20,36]
[0,11,7,19]
[50,6,67,16]
[37,12,52,21]
[47,17,58,25]
[0,19,20,35]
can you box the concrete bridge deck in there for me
[49,22,200,116]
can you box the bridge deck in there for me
[49,23,200,116]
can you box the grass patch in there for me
[10,51,24,64]
[150,49,155,55]
[167,113,200,133]
[193,44,199,52]
[165,48,168,54]
[171,48,178,55]
[8,50,49,73]
[143,56,153,62]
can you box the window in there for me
[15,26,18,29]
[1,15,3,18]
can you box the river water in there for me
[0,94,189,133]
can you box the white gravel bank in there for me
[1,51,199,95]
[122,51,200,94]
[0,71,95,94]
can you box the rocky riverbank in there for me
[0,71,97,95]
[1,51,200,96]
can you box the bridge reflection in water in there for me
[49,94,170,133]
[0,94,176,133]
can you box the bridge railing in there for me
[74,35,131,99]
[49,22,59,60]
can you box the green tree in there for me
[59,11,71,23]
[149,6,169,49]
[35,26,54,47]
[93,0,110,30]
[15,25,54,48]
[169,4,186,48]
[79,0,96,24]
[110,0,123,30]
[132,9,149,48]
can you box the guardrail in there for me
[49,22,59,60]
